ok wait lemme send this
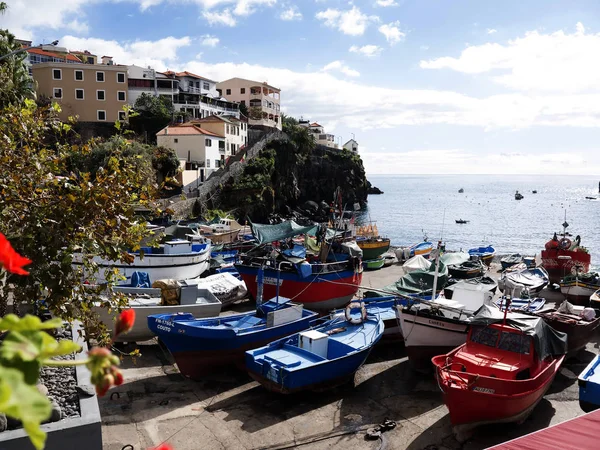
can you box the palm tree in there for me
[0,3,7,14]
[0,23,36,107]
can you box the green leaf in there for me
[0,314,63,332]
[0,366,51,450]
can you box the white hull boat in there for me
[73,240,211,283]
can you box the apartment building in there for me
[299,121,339,149]
[191,115,247,162]
[156,123,225,189]
[31,58,129,123]
[24,44,84,75]
[127,65,179,106]
[217,78,281,130]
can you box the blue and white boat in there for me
[579,354,600,412]
[147,297,318,379]
[362,296,409,342]
[468,245,496,265]
[410,241,434,259]
[495,296,547,312]
[245,308,384,393]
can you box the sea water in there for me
[361,175,600,267]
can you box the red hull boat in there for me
[540,222,590,284]
[432,305,567,440]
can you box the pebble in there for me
[49,402,62,422]
[76,384,96,397]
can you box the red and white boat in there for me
[432,305,567,441]
[541,219,591,284]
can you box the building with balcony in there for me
[156,123,225,190]
[343,139,359,153]
[24,44,85,75]
[216,78,281,130]
[163,71,240,120]
[299,121,339,149]
[31,58,129,123]
[127,65,179,106]
[191,115,247,163]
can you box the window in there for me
[117,72,125,83]
[117,91,126,102]
[203,82,209,90]
[75,89,84,100]
[74,70,83,81]
[97,110,106,121]
[206,159,211,168]
[470,327,499,348]
[118,111,127,121]
[52,69,61,80]
[241,88,245,94]
[96,71,105,82]
[52,88,62,99]
[215,159,219,167]
[205,139,212,147]
[226,89,231,95]
[196,81,200,88]
[97,90,105,101]
[174,138,178,143]
[498,332,531,355]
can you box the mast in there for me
[256,264,264,308]
[431,240,442,300]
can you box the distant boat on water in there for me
[532,190,538,194]
[455,219,469,224]
[458,188,464,193]
[515,190,524,200]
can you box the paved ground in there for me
[100,262,599,449]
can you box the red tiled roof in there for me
[310,122,322,127]
[27,48,82,63]
[156,123,224,138]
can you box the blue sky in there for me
[3,0,600,174]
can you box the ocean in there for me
[360,175,600,268]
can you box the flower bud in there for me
[114,309,136,336]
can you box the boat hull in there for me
[541,248,591,284]
[560,281,597,306]
[357,239,391,260]
[579,355,600,412]
[363,257,385,270]
[541,315,600,355]
[398,308,469,371]
[236,265,362,310]
[203,229,240,244]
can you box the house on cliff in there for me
[156,123,224,191]
[298,120,339,149]
[343,139,359,153]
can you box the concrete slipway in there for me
[100,263,598,450]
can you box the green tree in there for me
[0,28,36,108]
[0,99,159,335]
[239,102,249,118]
[129,92,174,143]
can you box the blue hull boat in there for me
[362,296,410,342]
[246,312,384,393]
[579,354,600,412]
[468,245,496,265]
[495,297,546,312]
[148,297,318,379]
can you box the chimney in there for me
[101,55,113,65]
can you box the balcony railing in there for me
[183,86,203,94]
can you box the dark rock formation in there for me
[216,138,369,222]
[367,180,384,195]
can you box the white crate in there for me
[299,330,329,358]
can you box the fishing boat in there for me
[455,219,469,224]
[245,305,384,393]
[402,255,431,273]
[495,296,546,312]
[498,266,549,296]
[591,289,600,309]
[73,237,211,283]
[148,297,319,379]
[236,221,363,310]
[560,271,600,306]
[468,245,495,266]
[95,285,222,343]
[363,256,385,271]
[515,190,524,200]
[579,355,600,411]
[363,296,405,342]
[444,276,498,300]
[381,252,397,267]
[541,217,591,284]
[458,188,464,193]
[377,259,448,298]
[585,196,597,200]
[410,240,434,259]
[355,236,391,260]
[500,253,523,270]
[432,305,567,439]
[448,260,486,279]
[184,273,247,307]
[532,190,538,194]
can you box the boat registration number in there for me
[472,387,495,394]
[260,277,283,286]
[155,318,174,333]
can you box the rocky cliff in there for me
[214,133,369,222]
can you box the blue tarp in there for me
[130,271,151,288]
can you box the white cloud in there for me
[280,5,302,21]
[322,60,360,77]
[233,0,276,17]
[65,18,89,35]
[203,9,237,26]
[139,0,163,11]
[379,21,405,45]
[375,0,398,6]
[316,7,379,36]
[200,35,220,47]
[349,44,383,57]
[58,35,192,70]
[420,22,600,93]
[487,28,497,34]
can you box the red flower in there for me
[150,445,173,450]
[114,309,136,336]
[0,233,32,275]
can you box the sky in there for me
[3,0,600,175]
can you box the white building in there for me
[343,139,359,153]
[299,121,339,149]
[156,123,225,190]
[192,115,248,161]
[127,65,179,107]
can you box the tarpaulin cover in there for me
[402,255,431,273]
[439,252,470,266]
[282,244,307,259]
[470,304,567,361]
[488,409,600,450]
[501,267,549,292]
[250,220,318,245]
[381,261,448,296]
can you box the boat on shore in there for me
[468,245,495,266]
[432,305,567,440]
[579,355,600,411]
[559,271,600,306]
[500,253,523,270]
[245,307,384,394]
[541,218,591,284]
[363,296,405,342]
[590,289,600,309]
[495,296,546,312]
[443,276,497,300]
[363,256,385,271]
[498,266,549,296]
[409,241,434,259]
[355,224,391,260]
[448,260,486,279]
[148,297,318,379]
